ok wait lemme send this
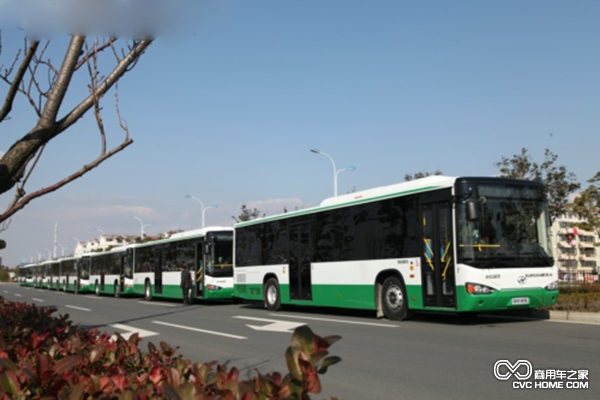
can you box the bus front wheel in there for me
[264,278,281,311]
[144,281,152,301]
[382,276,411,321]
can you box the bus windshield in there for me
[456,182,554,268]
[206,234,233,278]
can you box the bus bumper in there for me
[456,286,559,312]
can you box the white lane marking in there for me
[545,319,600,326]
[137,301,178,308]
[84,296,104,300]
[233,316,305,333]
[269,313,398,328]
[110,324,159,341]
[66,305,91,312]
[2,290,8,293]
[152,321,247,340]
[14,294,22,297]
[32,298,45,302]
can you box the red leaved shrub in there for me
[0,297,341,399]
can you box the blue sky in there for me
[1,0,599,266]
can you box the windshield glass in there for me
[206,233,233,278]
[457,182,553,268]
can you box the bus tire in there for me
[114,281,121,298]
[144,280,152,301]
[382,276,411,321]
[264,278,281,311]
[95,282,100,296]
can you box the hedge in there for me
[0,297,341,399]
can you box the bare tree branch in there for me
[75,37,118,70]
[0,138,133,222]
[57,39,152,133]
[39,35,85,128]
[0,40,40,122]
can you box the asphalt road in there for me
[2,283,599,400]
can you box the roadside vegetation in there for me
[0,297,341,399]
[545,285,600,313]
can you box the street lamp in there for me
[131,216,153,238]
[57,243,68,257]
[45,248,52,260]
[36,252,42,262]
[310,148,356,197]
[96,228,105,236]
[184,194,218,229]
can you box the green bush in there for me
[544,286,600,312]
[0,297,341,399]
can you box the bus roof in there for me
[235,175,458,228]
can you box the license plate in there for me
[511,297,530,305]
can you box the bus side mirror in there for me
[467,199,479,221]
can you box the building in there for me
[74,235,138,255]
[550,211,599,276]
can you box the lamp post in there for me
[96,228,105,236]
[45,248,52,260]
[184,195,218,229]
[57,243,68,257]
[309,148,356,197]
[132,216,153,238]
[36,252,42,262]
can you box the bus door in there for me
[196,242,204,298]
[289,221,313,301]
[119,254,126,293]
[100,260,105,291]
[154,247,163,294]
[420,200,456,308]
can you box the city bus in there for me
[32,263,46,288]
[46,260,60,290]
[18,264,34,286]
[133,227,234,302]
[58,256,77,292]
[233,176,559,320]
[73,254,95,294]
[88,246,131,297]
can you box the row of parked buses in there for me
[18,176,561,320]
[19,227,234,301]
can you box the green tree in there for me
[494,148,580,222]
[232,204,262,223]
[404,170,443,181]
[0,266,9,282]
[569,172,600,244]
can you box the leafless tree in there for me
[0,32,153,229]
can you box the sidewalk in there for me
[532,309,600,324]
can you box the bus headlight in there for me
[466,283,495,294]
[545,281,559,291]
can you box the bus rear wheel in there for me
[382,276,411,321]
[144,281,152,301]
[264,278,281,311]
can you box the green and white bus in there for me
[57,256,77,292]
[18,264,34,286]
[46,260,61,290]
[234,176,559,320]
[88,246,131,297]
[133,227,234,302]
